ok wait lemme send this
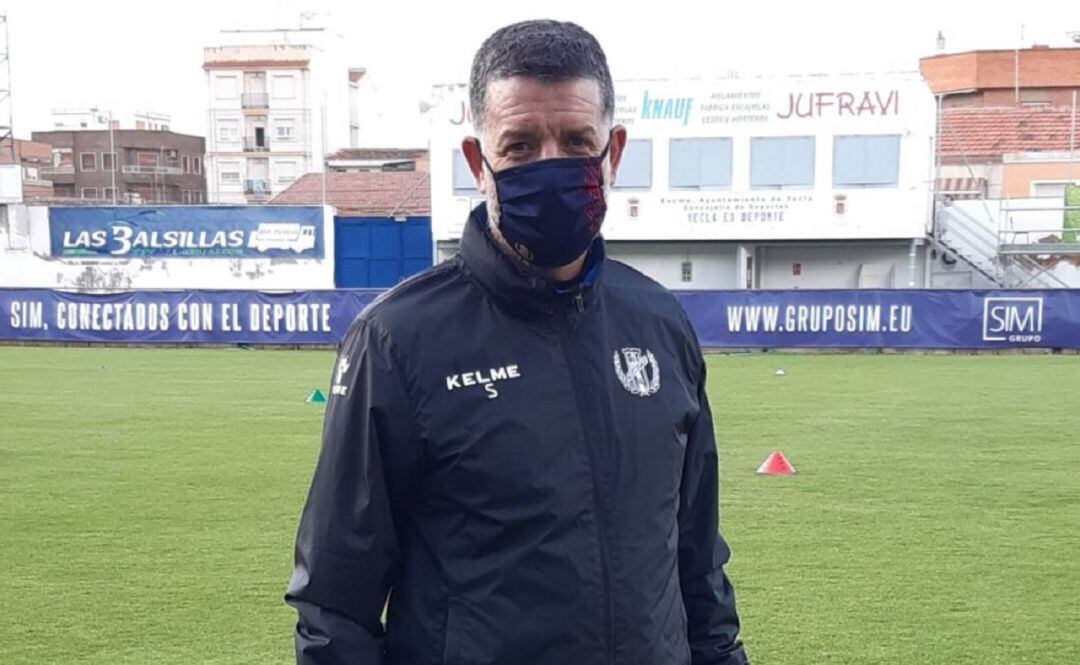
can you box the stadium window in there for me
[275,120,296,141]
[102,187,117,201]
[613,139,652,190]
[669,138,732,190]
[101,152,116,172]
[220,164,240,184]
[452,149,478,196]
[193,157,202,175]
[272,74,296,99]
[80,152,97,172]
[681,260,693,283]
[833,135,900,188]
[218,120,239,143]
[81,187,98,199]
[276,160,298,184]
[750,136,815,189]
[181,155,191,173]
[215,75,239,99]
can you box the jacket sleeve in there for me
[679,350,749,665]
[285,317,422,665]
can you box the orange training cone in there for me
[756,451,796,476]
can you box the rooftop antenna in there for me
[0,12,15,162]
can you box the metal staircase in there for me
[932,202,1069,289]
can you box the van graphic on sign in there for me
[247,223,317,253]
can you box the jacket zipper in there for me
[556,290,615,665]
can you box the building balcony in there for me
[121,165,183,175]
[41,165,74,175]
[243,136,269,152]
[244,179,271,195]
[241,93,269,109]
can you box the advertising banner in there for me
[49,206,326,259]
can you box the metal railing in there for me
[998,228,1080,248]
[121,165,183,175]
[934,200,1073,288]
[241,93,269,109]
[244,179,271,195]
[41,165,74,174]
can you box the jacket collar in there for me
[457,203,605,320]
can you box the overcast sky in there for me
[4,0,1079,147]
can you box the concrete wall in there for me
[1002,160,1080,198]
[606,242,740,290]
[438,237,926,291]
[0,204,335,291]
[756,241,927,289]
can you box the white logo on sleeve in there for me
[613,348,660,397]
[445,364,521,400]
[331,356,350,396]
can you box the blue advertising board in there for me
[0,289,377,345]
[677,289,1080,349]
[1,288,1078,348]
[49,206,326,259]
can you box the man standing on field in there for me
[286,19,749,665]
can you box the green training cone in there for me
[306,389,327,404]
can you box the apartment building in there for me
[203,27,364,204]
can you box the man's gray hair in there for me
[469,20,615,132]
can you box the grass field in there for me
[2,347,1079,664]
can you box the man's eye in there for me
[507,142,530,154]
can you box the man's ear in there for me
[461,137,488,194]
[606,124,629,185]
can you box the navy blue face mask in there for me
[479,138,611,269]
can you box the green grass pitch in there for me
[1,347,1078,664]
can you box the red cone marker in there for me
[756,451,796,475]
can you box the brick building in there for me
[921,47,1080,199]
[921,47,1080,108]
[0,138,56,200]
[30,129,207,204]
[270,171,429,216]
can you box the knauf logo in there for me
[641,91,693,126]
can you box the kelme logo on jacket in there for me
[613,348,660,397]
[331,356,350,396]
[446,364,521,400]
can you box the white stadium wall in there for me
[427,73,936,289]
[605,241,740,289]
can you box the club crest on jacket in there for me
[613,348,660,397]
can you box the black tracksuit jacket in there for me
[286,204,748,665]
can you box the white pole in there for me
[321,96,328,207]
[1014,25,1023,103]
[107,109,116,205]
[1069,90,1077,185]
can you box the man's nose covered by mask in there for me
[479,139,611,270]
